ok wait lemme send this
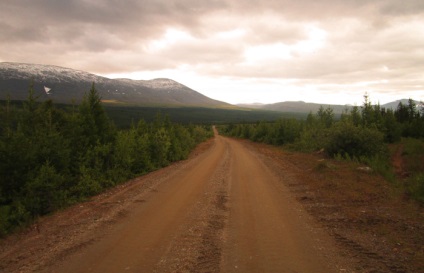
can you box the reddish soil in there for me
[0,133,423,272]
[248,140,424,273]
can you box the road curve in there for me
[47,131,344,273]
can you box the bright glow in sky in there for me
[1,1,423,105]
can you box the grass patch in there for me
[313,160,336,172]
[401,138,424,173]
[361,155,397,184]
[406,173,424,202]
[400,138,424,202]
[390,138,424,203]
[334,152,396,184]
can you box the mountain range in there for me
[238,99,422,114]
[238,101,350,114]
[0,62,420,114]
[0,62,229,107]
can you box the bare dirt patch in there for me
[244,140,424,273]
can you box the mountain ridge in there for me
[238,101,351,114]
[1,62,421,112]
[0,62,229,107]
[238,99,422,114]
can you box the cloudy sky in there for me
[1,0,423,105]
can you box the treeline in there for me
[104,105,293,128]
[219,95,424,200]
[220,96,423,155]
[0,83,213,235]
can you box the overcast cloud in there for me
[1,0,423,104]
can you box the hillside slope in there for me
[0,62,228,107]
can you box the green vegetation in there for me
[0,101,301,128]
[102,105,303,128]
[400,138,424,202]
[219,94,424,202]
[0,83,213,236]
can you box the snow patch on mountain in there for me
[0,62,105,83]
[0,62,228,107]
[0,63,190,92]
[142,78,184,90]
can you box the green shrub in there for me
[326,122,385,159]
[361,155,396,183]
[293,127,329,152]
[0,205,11,236]
[6,200,30,232]
[74,166,103,198]
[407,174,424,203]
[402,137,424,156]
[25,162,67,215]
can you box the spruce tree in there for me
[78,83,115,147]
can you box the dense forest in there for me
[103,105,297,127]
[219,95,424,202]
[0,83,213,236]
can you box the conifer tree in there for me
[78,83,115,147]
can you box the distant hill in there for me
[0,62,229,107]
[381,99,422,110]
[238,101,352,115]
[239,99,422,115]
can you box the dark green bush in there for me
[407,174,424,202]
[326,122,385,159]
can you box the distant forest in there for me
[219,95,424,202]
[103,105,300,127]
[0,83,213,236]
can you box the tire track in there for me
[153,143,231,273]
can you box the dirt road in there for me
[1,132,352,272]
[221,138,339,273]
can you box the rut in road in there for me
[44,133,350,273]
